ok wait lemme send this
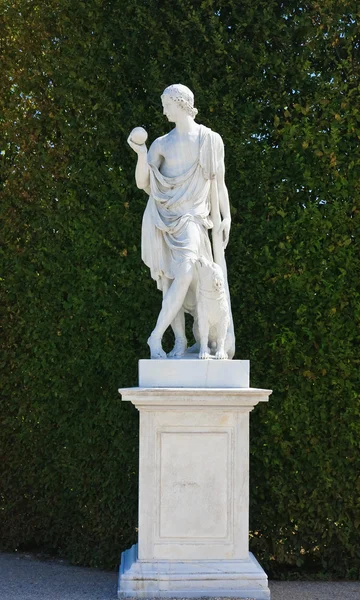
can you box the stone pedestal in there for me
[118,360,271,599]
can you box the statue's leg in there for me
[159,277,186,357]
[187,314,200,354]
[186,275,200,354]
[162,278,187,357]
[148,262,193,358]
[167,309,186,357]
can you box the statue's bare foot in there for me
[187,342,200,354]
[199,346,211,360]
[147,335,167,359]
[168,336,187,358]
[215,349,228,360]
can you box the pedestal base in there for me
[118,544,270,599]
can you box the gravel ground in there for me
[1,552,359,600]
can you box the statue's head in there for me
[161,84,198,121]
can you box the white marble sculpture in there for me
[127,84,235,360]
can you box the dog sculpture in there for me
[194,258,230,359]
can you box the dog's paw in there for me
[215,349,228,360]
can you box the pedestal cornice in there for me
[119,387,272,410]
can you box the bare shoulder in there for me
[148,131,173,162]
[148,136,162,156]
[148,136,164,164]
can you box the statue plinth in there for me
[139,357,249,388]
[117,361,271,599]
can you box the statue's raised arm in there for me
[127,84,235,360]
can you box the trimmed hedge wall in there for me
[1,0,359,576]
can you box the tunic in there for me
[141,125,223,290]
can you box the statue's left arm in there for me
[216,138,231,249]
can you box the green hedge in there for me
[1,0,359,576]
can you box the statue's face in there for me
[162,97,184,123]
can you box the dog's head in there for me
[196,259,224,293]
[212,263,224,292]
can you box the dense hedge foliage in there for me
[1,0,359,576]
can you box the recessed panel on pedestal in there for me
[158,429,231,540]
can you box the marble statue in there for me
[127,84,235,360]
